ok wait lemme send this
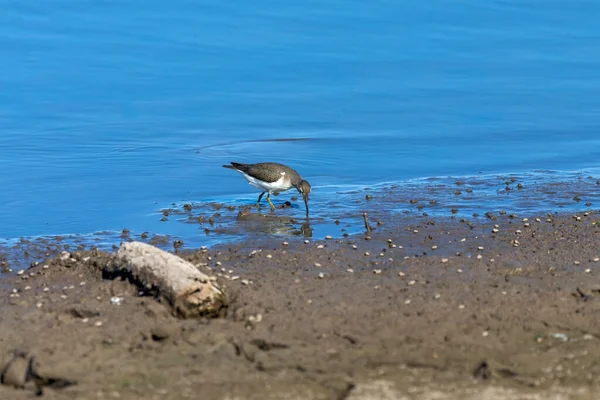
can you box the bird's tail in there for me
[222,162,246,170]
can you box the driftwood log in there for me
[116,241,226,318]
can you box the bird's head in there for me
[296,180,311,217]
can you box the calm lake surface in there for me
[1,1,600,245]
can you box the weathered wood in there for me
[116,241,225,318]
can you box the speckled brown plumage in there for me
[223,162,302,185]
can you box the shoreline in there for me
[1,210,600,398]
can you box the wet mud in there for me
[2,208,600,398]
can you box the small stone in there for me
[482,331,489,337]
[352,245,358,250]
[266,254,272,259]
[594,258,600,262]
[574,261,580,265]
[585,269,591,273]
[17,270,24,276]
[413,230,419,233]
[318,272,325,279]
[36,302,42,308]
[476,254,483,260]
[364,252,370,256]
[347,268,354,273]
[408,280,416,286]
[42,265,49,269]
[374,269,382,274]
[24,286,31,291]
[304,240,310,244]
[60,294,67,299]
[314,263,322,268]
[43,287,49,292]
[398,271,406,277]
[325,236,332,240]
[404,299,411,305]
[282,241,289,246]
[94,321,103,327]
[457,269,463,273]
[477,246,484,251]
[431,245,438,250]
[492,228,499,233]
[434,294,441,299]
[458,304,465,309]
[441,258,449,263]
[241,279,250,285]
[317,244,324,249]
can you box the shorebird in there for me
[223,162,311,216]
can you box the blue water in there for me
[1,1,600,243]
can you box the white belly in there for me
[240,172,292,193]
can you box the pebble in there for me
[404,299,411,305]
[231,276,240,281]
[318,272,325,279]
[585,269,591,273]
[441,258,449,263]
[36,302,42,308]
[17,270,24,276]
[413,230,419,233]
[80,281,86,286]
[60,294,67,299]
[282,241,289,246]
[325,236,332,240]
[461,238,466,242]
[457,269,463,273]
[477,246,484,251]
[317,244,324,249]
[408,280,416,286]
[364,252,370,256]
[42,265,49,269]
[304,240,310,244]
[524,223,530,227]
[24,286,31,291]
[347,268,354,273]
[492,228,499,233]
[574,261,580,265]
[352,245,358,250]
[266,254,272,259]
[110,296,123,305]
[431,245,438,250]
[374,269,382,274]
[594,258,600,262]
[482,331,489,337]
[94,321,103,327]
[434,294,441,300]
[43,287,49,292]
[82,318,89,323]
[314,263,322,268]
[535,218,541,222]
[515,230,522,234]
[387,239,393,243]
[458,304,465,309]
[241,279,250,285]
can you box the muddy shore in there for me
[1,211,600,399]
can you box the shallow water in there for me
[1,1,600,248]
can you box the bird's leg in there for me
[266,192,276,210]
[256,192,266,208]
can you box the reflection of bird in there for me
[223,162,311,216]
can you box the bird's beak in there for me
[303,194,309,217]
